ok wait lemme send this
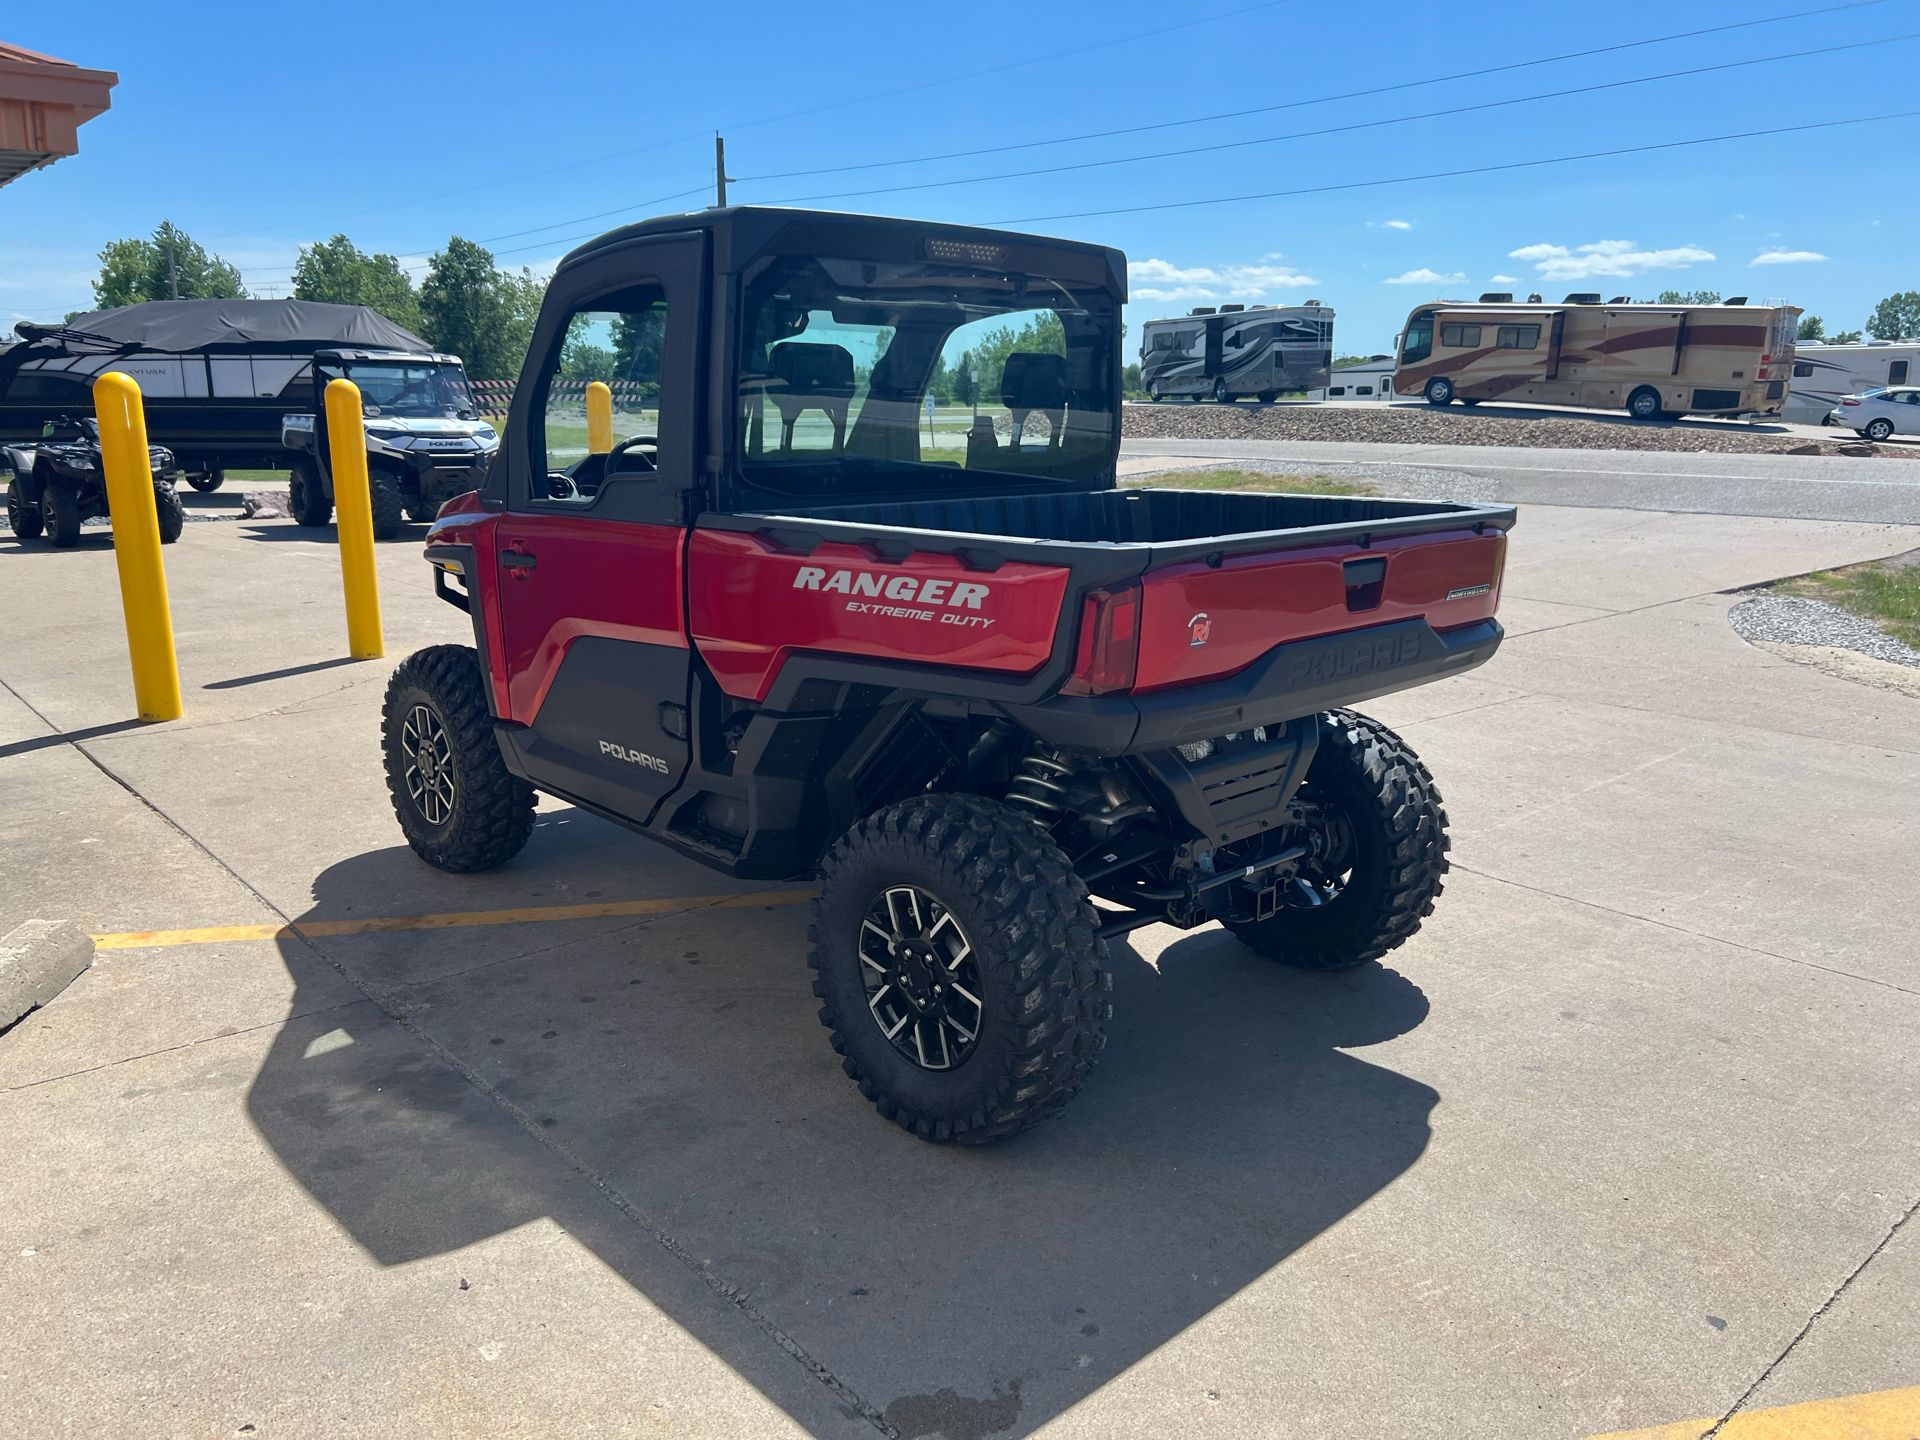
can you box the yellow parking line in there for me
[91,889,816,951]
[1589,1383,1920,1439]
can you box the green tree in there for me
[93,221,246,308]
[1830,329,1864,344]
[950,350,977,407]
[291,234,420,330]
[927,351,953,403]
[559,339,616,383]
[1653,289,1722,306]
[964,312,1067,403]
[418,239,547,380]
[1865,291,1920,341]
[1796,314,1826,342]
[1122,360,1144,398]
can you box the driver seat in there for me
[768,343,855,453]
[1001,352,1068,450]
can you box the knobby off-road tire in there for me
[43,479,82,548]
[1226,709,1450,971]
[288,456,332,527]
[382,645,535,872]
[6,477,42,539]
[810,794,1112,1144]
[369,472,406,540]
[153,482,185,544]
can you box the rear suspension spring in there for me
[1007,751,1077,825]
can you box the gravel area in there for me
[1123,401,1918,460]
[1730,593,1920,669]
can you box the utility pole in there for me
[168,233,179,300]
[714,133,730,208]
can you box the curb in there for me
[0,920,96,1031]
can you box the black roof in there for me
[558,206,1129,298]
[12,299,429,355]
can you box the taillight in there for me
[1062,582,1140,696]
[1842,398,1861,406]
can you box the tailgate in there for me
[1133,525,1508,693]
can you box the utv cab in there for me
[284,349,498,540]
[380,206,1512,1144]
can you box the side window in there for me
[1496,324,1541,349]
[536,284,668,505]
[1328,386,1347,396]
[1355,384,1374,395]
[1440,323,1481,348]
[1890,360,1910,385]
[1401,317,1433,364]
[1793,362,1814,378]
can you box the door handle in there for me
[500,550,538,570]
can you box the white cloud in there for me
[1506,239,1714,281]
[1488,274,1520,284]
[1750,248,1827,266]
[1367,219,1413,230]
[1129,256,1318,304]
[1384,267,1465,286]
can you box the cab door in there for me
[491,232,705,825]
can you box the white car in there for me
[1829,386,1920,441]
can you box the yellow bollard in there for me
[586,380,614,455]
[324,378,385,660]
[92,372,184,722]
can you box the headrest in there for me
[1000,351,1068,411]
[769,342,855,399]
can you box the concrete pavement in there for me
[2,501,1917,1438]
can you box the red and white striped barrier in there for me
[469,378,657,413]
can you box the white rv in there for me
[1786,340,1920,425]
[1140,302,1334,403]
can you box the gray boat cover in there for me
[17,299,429,354]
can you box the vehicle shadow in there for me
[235,523,428,544]
[1385,398,1795,433]
[247,844,1437,1435]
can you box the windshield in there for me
[736,254,1118,498]
[328,361,476,419]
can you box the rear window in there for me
[736,254,1118,499]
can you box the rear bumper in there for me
[1004,616,1504,754]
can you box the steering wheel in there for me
[603,435,658,477]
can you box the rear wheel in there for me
[1225,710,1450,971]
[153,482,185,544]
[185,469,223,493]
[6,477,42,540]
[1424,377,1454,406]
[1259,391,1277,404]
[1148,381,1163,402]
[288,456,332,527]
[43,479,82,548]
[1627,386,1664,421]
[1213,377,1233,403]
[1865,418,1895,442]
[810,794,1111,1144]
[382,645,535,872]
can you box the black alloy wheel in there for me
[401,702,458,826]
[858,883,984,1073]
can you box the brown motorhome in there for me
[1393,292,1801,420]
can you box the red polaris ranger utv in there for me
[381,207,1512,1143]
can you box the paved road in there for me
[1122,437,1920,525]
[2,510,1917,1438]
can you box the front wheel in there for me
[369,472,406,540]
[1213,377,1233,403]
[1148,381,1163,402]
[185,469,223,493]
[44,480,83,548]
[810,794,1111,1144]
[1424,377,1454,406]
[153,482,185,544]
[382,645,535,872]
[1865,418,1895,442]
[6,478,42,540]
[1225,710,1450,971]
[1627,386,1663,421]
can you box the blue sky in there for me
[3,0,1913,356]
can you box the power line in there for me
[730,0,1891,187]
[981,110,1920,226]
[304,0,1296,229]
[739,31,1914,208]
